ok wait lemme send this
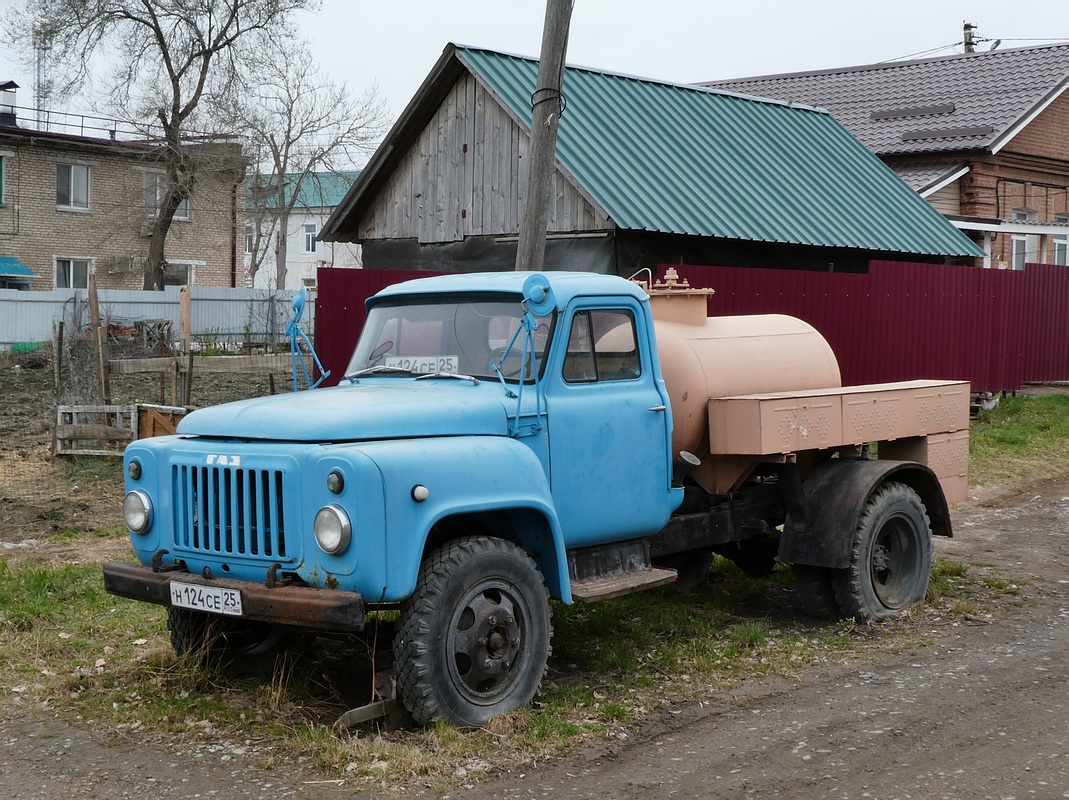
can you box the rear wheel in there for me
[833,482,933,621]
[393,536,552,727]
[653,548,713,591]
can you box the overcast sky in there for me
[2,0,1067,137]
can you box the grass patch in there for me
[0,542,1023,795]
[970,394,1069,488]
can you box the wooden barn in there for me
[321,44,983,274]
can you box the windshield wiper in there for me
[344,365,415,382]
[414,371,481,385]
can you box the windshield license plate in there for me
[384,355,459,373]
[169,581,243,617]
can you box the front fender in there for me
[780,458,952,570]
[358,436,572,603]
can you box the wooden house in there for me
[706,43,1069,269]
[321,44,982,275]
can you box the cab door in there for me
[544,301,673,548]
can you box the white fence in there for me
[0,286,315,350]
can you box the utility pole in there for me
[515,0,574,272]
[963,22,977,53]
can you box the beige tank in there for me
[646,269,842,460]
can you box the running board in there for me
[570,566,678,602]
[567,539,678,602]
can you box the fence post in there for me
[178,285,192,404]
[88,274,111,404]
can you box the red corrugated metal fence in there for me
[315,263,1069,392]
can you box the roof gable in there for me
[703,43,1069,157]
[325,44,983,258]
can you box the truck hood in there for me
[176,381,509,442]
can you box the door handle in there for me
[648,405,667,412]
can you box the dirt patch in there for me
[0,359,287,545]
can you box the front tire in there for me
[394,536,552,727]
[833,482,933,621]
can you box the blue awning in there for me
[0,256,36,278]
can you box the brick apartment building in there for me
[0,83,244,290]
[707,43,1069,269]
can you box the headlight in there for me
[314,504,352,555]
[123,490,153,534]
[127,459,142,481]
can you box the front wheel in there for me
[833,482,933,621]
[394,536,552,727]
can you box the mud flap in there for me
[779,459,952,570]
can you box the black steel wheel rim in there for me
[446,580,526,705]
[869,513,920,609]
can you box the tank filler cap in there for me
[647,267,715,298]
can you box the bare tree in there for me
[232,38,387,290]
[10,0,317,289]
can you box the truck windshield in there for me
[345,296,554,382]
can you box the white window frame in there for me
[57,163,90,211]
[162,260,200,287]
[244,222,255,255]
[55,257,93,289]
[1055,214,1069,267]
[144,171,191,221]
[303,223,317,253]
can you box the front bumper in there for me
[103,561,366,634]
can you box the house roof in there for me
[702,43,1069,157]
[0,256,36,278]
[249,170,360,210]
[324,43,983,258]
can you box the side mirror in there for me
[522,274,558,316]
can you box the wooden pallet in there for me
[55,405,138,457]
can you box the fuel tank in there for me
[647,270,841,459]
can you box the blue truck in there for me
[104,269,969,727]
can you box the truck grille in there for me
[172,464,289,559]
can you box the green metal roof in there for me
[456,46,984,258]
[248,170,361,211]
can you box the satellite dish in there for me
[522,273,558,316]
[989,39,1001,50]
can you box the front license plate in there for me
[169,581,243,617]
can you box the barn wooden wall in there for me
[357,72,613,245]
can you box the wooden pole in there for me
[87,274,111,403]
[515,0,574,272]
[178,285,192,404]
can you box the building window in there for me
[162,261,192,286]
[245,223,255,254]
[56,258,91,289]
[1055,214,1069,267]
[57,163,89,210]
[144,172,191,220]
[303,223,317,253]
[1011,236,1029,270]
[0,155,5,204]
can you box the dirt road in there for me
[464,490,1069,800]
[2,488,1067,798]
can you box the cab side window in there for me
[562,309,640,383]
